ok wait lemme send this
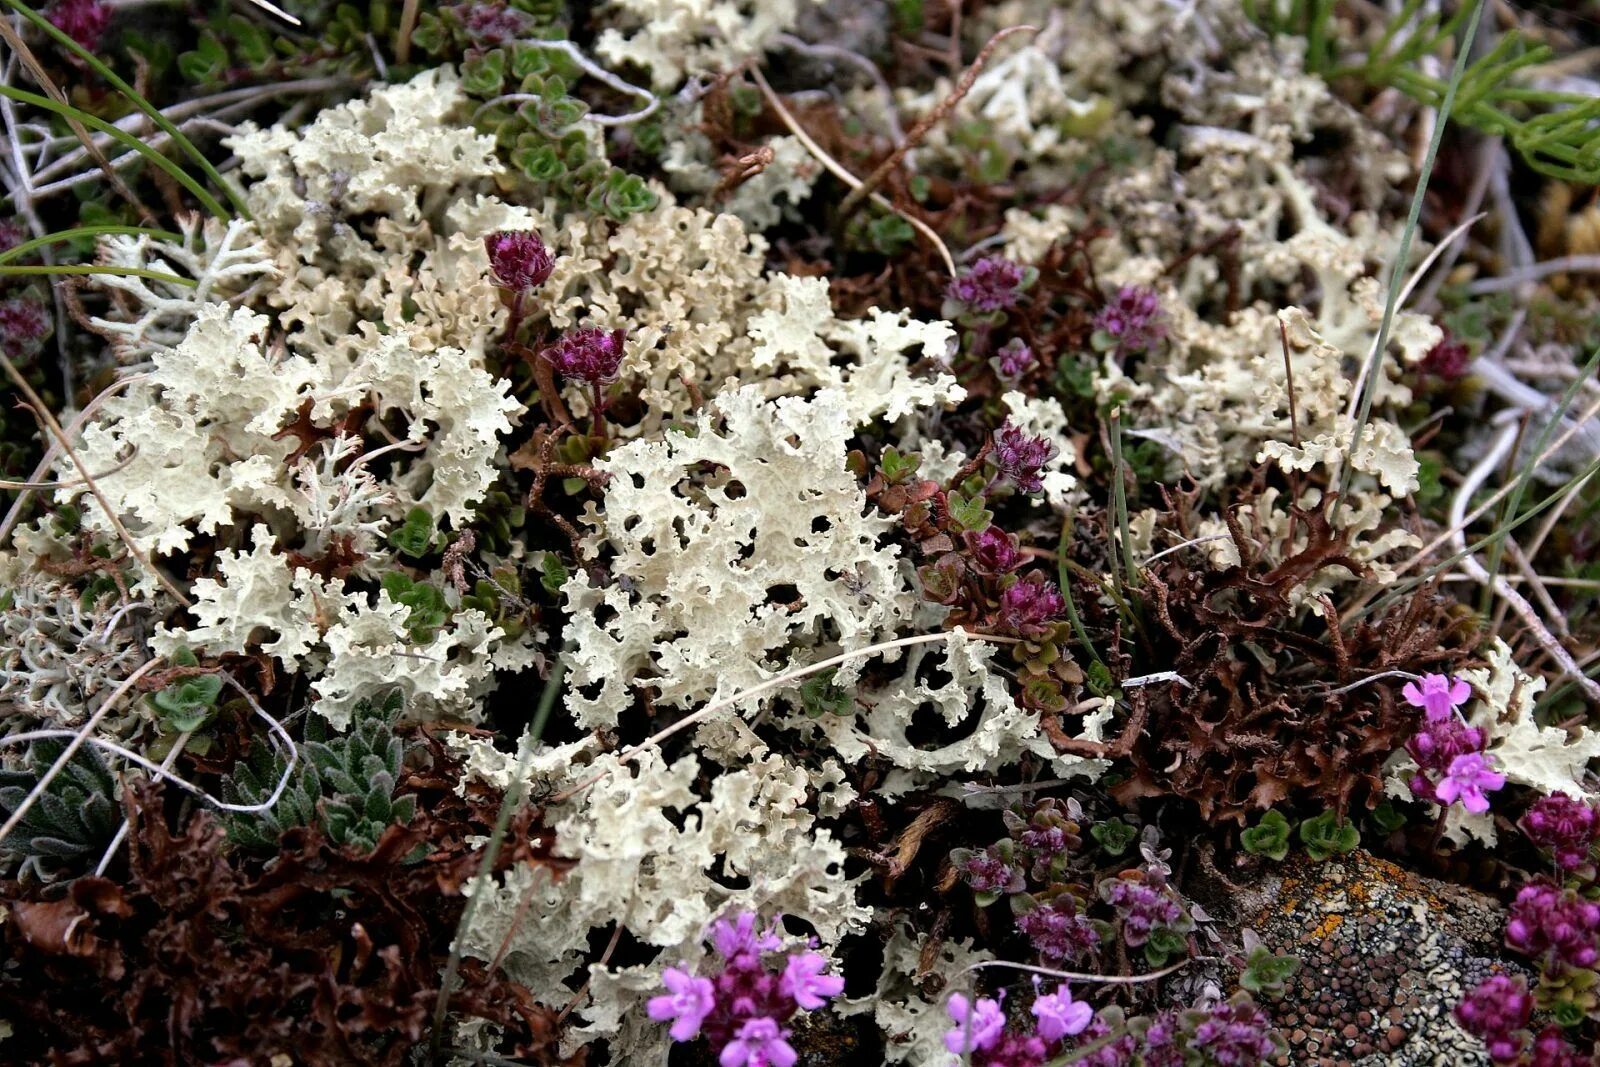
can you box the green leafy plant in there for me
[1241,809,1293,862]
[1091,817,1138,856]
[799,670,854,718]
[380,573,450,643]
[147,647,224,732]
[223,692,419,855]
[1240,943,1302,997]
[388,506,437,558]
[0,739,121,881]
[1299,809,1360,862]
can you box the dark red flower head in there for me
[541,325,628,384]
[485,230,555,292]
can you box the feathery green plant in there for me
[0,739,121,881]
[223,691,418,854]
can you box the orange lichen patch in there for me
[1306,912,1344,943]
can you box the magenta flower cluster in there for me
[957,844,1026,897]
[997,572,1066,639]
[944,982,1094,1066]
[541,325,628,384]
[947,256,1028,314]
[451,0,536,45]
[46,0,111,50]
[1402,673,1505,815]
[1505,879,1600,971]
[1520,793,1600,871]
[965,527,1022,576]
[1101,877,1184,950]
[484,230,556,293]
[992,338,1036,381]
[992,421,1058,494]
[1016,897,1101,966]
[1421,328,1472,380]
[1454,975,1534,1063]
[1092,286,1166,356]
[646,912,843,1067]
[1188,997,1282,1066]
[0,296,50,360]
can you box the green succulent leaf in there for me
[1241,810,1292,862]
[1299,810,1360,862]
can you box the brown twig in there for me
[834,24,1035,224]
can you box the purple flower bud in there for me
[958,844,1025,896]
[948,256,1027,313]
[993,420,1058,495]
[1506,880,1600,970]
[719,1017,796,1067]
[484,230,555,292]
[1422,328,1472,380]
[996,572,1066,639]
[1092,287,1165,356]
[451,0,536,45]
[541,325,628,384]
[1521,793,1600,871]
[993,338,1036,381]
[944,992,1006,1054]
[1102,877,1183,949]
[1018,897,1100,966]
[0,219,25,255]
[1455,976,1532,1064]
[965,527,1022,576]
[46,0,111,51]
[1404,716,1485,773]
[1530,1026,1590,1067]
[0,296,51,360]
[1189,997,1281,1067]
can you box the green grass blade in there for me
[1339,0,1488,502]
[0,264,196,286]
[0,84,230,220]
[1057,515,1104,670]
[0,225,183,266]
[1108,409,1139,590]
[1,0,251,220]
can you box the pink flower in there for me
[719,1017,796,1067]
[541,325,628,384]
[1434,752,1505,815]
[1521,793,1600,871]
[944,992,1006,1054]
[484,230,555,292]
[947,256,1026,313]
[778,951,843,1012]
[1030,980,1094,1041]
[1401,673,1473,722]
[709,912,782,962]
[647,966,716,1041]
[46,0,110,51]
[993,420,1058,494]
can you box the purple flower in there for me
[1017,897,1100,966]
[0,296,50,360]
[944,993,1006,1054]
[1434,752,1505,815]
[993,421,1058,494]
[993,338,1036,381]
[1102,878,1183,949]
[958,844,1025,897]
[1529,1026,1590,1067]
[996,572,1066,639]
[778,951,843,1011]
[647,966,716,1042]
[46,0,111,51]
[1422,328,1472,380]
[1521,793,1600,871]
[709,912,782,963]
[484,230,555,292]
[947,256,1027,313]
[1401,672,1473,722]
[719,1017,796,1067]
[1189,996,1282,1067]
[965,527,1022,576]
[452,0,536,45]
[1405,715,1485,774]
[0,219,24,255]
[1506,880,1600,969]
[1140,1011,1185,1067]
[1454,976,1532,1063]
[541,325,628,384]
[1030,981,1094,1042]
[1092,287,1165,356]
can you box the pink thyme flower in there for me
[1030,980,1094,1042]
[1455,976,1531,1063]
[1434,751,1505,815]
[541,325,627,384]
[484,230,555,292]
[1521,793,1600,871]
[46,0,111,51]
[647,966,716,1041]
[719,1017,796,1067]
[993,338,1036,381]
[0,296,51,359]
[1422,328,1472,380]
[965,527,1022,576]
[709,911,783,962]
[947,256,1027,313]
[944,992,1006,1054]
[1401,672,1473,722]
[778,951,843,1012]
[1506,880,1600,970]
[993,420,1058,494]
[997,572,1066,639]
[1529,1026,1590,1067]
[1093,286,1166,356]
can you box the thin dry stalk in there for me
[396,0,421,65]
[834,24,1035,223]
[0,352,190,606]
